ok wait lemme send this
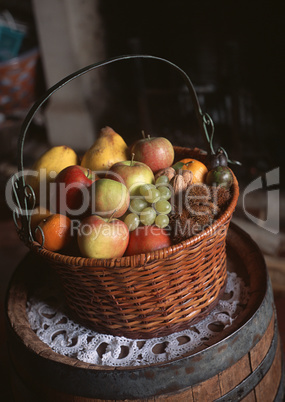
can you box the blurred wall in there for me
[32,0,107,150]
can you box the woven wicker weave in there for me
[15,55,239,339]
[29,146,239,339]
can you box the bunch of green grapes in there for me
[124,175,172,231]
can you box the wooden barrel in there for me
[5,223,285,401]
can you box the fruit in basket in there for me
[155,175,172,200]
[26,145,78,203]
[173,158,208,184]
[81,126,130,172]
[154,167,176,182]
[155,214,169,228]
[30,206,53,234]
[123,212,140,231]
[140,206,157,225]
[77,214,129,258]
[129,197,149,214]
[154,199,172,215]
[108,155,154,196]
[129,133,174,174]
[206,166,233,189]
[139,184,160,203]
[89,178,129,218]
[156,185,172,201]
[125,178,172,230]
[208,148,228,169]
[53,165,97,216]
[124,225,171,256]
[35,213,72,252]
[170,170,193,195]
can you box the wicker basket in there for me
[14,55,239,339]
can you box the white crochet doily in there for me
[27,271,249,367]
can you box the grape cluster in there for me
[124,175,172,231]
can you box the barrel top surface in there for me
[6,222,277,400]
[6,222,269,372]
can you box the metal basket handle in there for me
[18,54,215,172]
[14,54,216,244]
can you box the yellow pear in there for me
[81,126,130,172]
[26,145,78,204]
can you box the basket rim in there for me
[29,163,239,269]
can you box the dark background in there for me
[98,1,284,187]
[1,0,284,186]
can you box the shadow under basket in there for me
[28,146,239,339]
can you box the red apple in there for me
[108,158,154,196]
[77,214,129,259]
[124,225,171,256]
[53,165,96,216]
[89,178,130,218]
[130,135,174,174]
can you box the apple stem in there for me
[108,210,116,222]
[131,153,135,166]
[141,130,146,139]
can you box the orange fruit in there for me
[178,158,208,183]
[30,206,53,234]
[35,214,72,251]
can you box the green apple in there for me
[89,178,129,218]
[77,214,129,258]
[108,158,154,196]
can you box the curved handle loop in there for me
[15,54,215,245]
[18,54,214,173]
